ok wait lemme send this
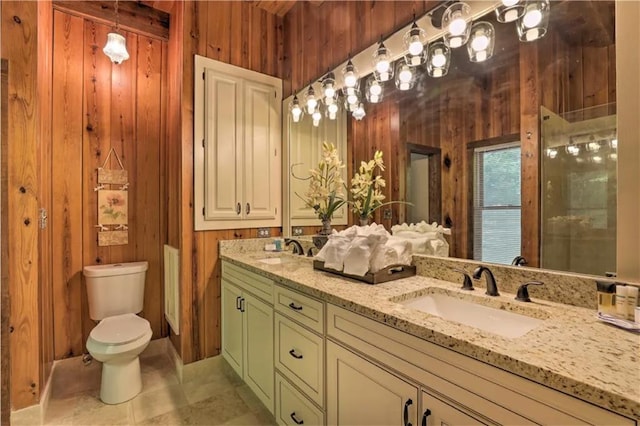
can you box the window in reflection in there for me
[473,142,522,264]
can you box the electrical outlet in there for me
[292,227,304,236]
[383,209,393,220]
[257,228,271,238]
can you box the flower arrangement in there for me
[350,150,407,223]
[293,142,347,233]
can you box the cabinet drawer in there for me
[275,313,324,407]
[275,373,324,426]
[274,285,324,334]
[223,261,273,303]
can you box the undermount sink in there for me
[399,293,544,339]
[256,256,298,265]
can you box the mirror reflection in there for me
[285,0,618,277]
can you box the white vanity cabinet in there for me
[194,55,282,230]
[221,262,274,413]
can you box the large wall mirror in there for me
[283,0,639,279]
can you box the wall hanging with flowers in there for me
[94,148,129,246]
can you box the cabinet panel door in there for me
[203,69,243,221]
[421,390,488,426]
[221,279,243,378]
[244,292,275,413]
[243,80,279,220]
[327,341,418,426]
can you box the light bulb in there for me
[408,36,424,56]
[431,51,446,67]
[399,68,413,83]
[449,37,463,48]
[347,93,358,105]
[344,73,357,88]
[449,15,467,36]
[611,139,618,149]
[312,110,321,127]
[525,28,540,41]
[433,69,443,78]
[471,34,489,52]
[324,86,335,98]
[377,71,390,82]
[399,82,410,91]
[610,152,618,160]
[307,97,317,111]
[523,9,542,28]
[328,111,337,120]
[291,108,302,123]
[566,145,580,156]
[369,94,379,103]
[353,103,366,120]
[502,0,519,6]
[546,148,557,159]
[375,60,390,74]
[475,50,487,62]
[587,141,601,152]
[504,9,519,22]
[369,83,382,96]
[592,155,602,164]
[328,103,338,114]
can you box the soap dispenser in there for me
[596,280,616,315]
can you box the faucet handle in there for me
[452,268,474,291]
[515,281,544,302]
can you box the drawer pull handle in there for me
[239,298,245,313]
[289,349,303,359]
[290,412,304,425]
[288,302,303,311]
[404,398,413,426]
[421,409,431,426]
[236,296,241,310]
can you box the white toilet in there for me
[83,261,153,404]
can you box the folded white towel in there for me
[343,233,387,276]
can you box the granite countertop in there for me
[220,249,640,420]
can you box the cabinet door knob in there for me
[246,202,251,215]
[403,399,413,426]
[421,409,431,426]
[289,349,303,359]
[236,203,241,215]
[290,412,304,425]
[288,302,303,311]
[236,296,241,310]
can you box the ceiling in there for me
[137,0,323,17]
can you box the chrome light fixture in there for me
[467,22,495,62]
[304,85,318,115]
[321,72,336,101]
[427,42,451,78]
[103,0,130,64]
[344,88,361,112]
[342,59,359,90]
[404,20,427,66]
[395,59,417,91]
[517,0,550,42]
[365,74,384,104]
[325,101,340,120]
[373,40,394,82]
[545,148,558,159]
[442,2,471,48]
[289,95,304,123]
[352,103,366,121]
[495,0,525,23]
[566,143,580,156]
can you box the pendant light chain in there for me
[114,0,120,32]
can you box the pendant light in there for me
[352,103,366,121]
[342,59,359,90]
[404,19,427,66]
[495,0,525,23]
[312,105,323,127]
[442,2,471,48]
[395,59,417,91]
[325,102,340,120]
[467,22,495,62]
[103,0,130,64]
[517,0,550,42]
[304,85,318,115]
[426,42,451,78]
[373,39,394,82]
[545,148,558,159]
[365,75,384,104]
[288,94,304,123]
[321,72,336,101]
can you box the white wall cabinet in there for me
[194,55,282,230]
[221,263,274,413]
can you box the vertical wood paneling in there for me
[1,58,11,425]
[52,10,85,359]
[2,0,42,409]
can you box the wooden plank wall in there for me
[1,1,44,410]
[172,1,284,364]
[1,58,11,425]
[50,8,169,360]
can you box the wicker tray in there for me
[313,260,416,285]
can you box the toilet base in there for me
[99,356,142,404]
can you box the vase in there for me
[359,216,370,226]
[312,218,332,250]
[319,218,333,235]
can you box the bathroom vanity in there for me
[219,242,639,425]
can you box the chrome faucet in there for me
[511,256,527,266]
[472,265,500,296]
[284,238,304,255]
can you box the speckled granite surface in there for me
[219,240,640,420]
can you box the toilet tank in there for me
[83,261,149,320]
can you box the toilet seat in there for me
[90,313,150,345]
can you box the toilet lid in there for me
[90,313,150,345]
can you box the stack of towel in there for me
[315,223,412,276]
[390,221,451,257]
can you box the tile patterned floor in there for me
[24,343,275,426]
